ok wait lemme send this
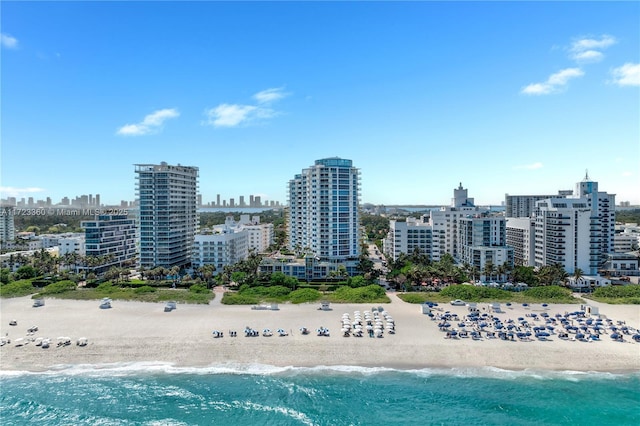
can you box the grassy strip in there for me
[584,285,640,304]
[0,280,38,298]
[32,285,214,304]
[397,285,580,304]
[221,285,389,305]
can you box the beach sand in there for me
[1,291,639,372]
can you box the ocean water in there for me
[1,363,638,426]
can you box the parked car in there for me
[450,299,466,306]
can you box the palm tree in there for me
[496,264,507,283]
[573,268,584,291]
[483,261,496,283]
[469,265,480,283]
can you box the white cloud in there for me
[513,162,544,170]
[203,87,289,128]
[622,171,633,177]
[610,63,640,87]
[571,50,603,62]
[1,33,18,49]
[569,35,616,63]
[571,35,617,52]
[203,104,258,127]
[0,186,46,198]
[521,68,584,95]
[116,108,180,136]
[253,87,288,104]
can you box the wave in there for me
[1,361,638,381]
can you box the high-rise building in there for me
[505,191,571,218]
[0,207,16,246]
[534,198,594,275]
[287,157,361,264]
[505,217,536,266]
[574,172,616,266]
[82,214,137,274]
[383,183,488,264]
[427,183,481,261]
[505,173,615,275]
[457,215,513,275]
[135,162,199,269]
[384,217,433,262]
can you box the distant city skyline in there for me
[1,2,638,206]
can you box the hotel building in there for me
[457,215,513,273]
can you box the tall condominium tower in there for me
[288,157,361,261]
[0,207,16,246]
[135,162,199,269]
[574,172,615,266]
[534,198,593,275]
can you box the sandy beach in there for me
[1,290,639,373]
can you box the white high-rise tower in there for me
[135,162,199,269]
[287,157,361,262]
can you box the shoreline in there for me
[1,294,639,374]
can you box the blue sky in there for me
[1,1,639,206]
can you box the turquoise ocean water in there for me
[1,363,638,425]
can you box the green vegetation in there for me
[327,285,389,303]
[288,288,322,304]
[361,213,390,243]
[588,285,640,304]
[397,284,579,304]
[520,286,575,302]
[221,284,388,305]
[12,279,215,304]
[13,211,93,234]
[616,209,640,224]
[38,280,77,295]
[0,279,37,298]
[134,285,157,294]
[220,292,260,305]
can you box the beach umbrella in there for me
[632,334,640,342]
[542,303,548,308]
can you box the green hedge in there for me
[189,284,209,294]
[39,280,77,295]
[134,285,156,294]
[592,285,640,298]
[221,292,260,305]
[289,288,322,304]
[439,285,512,301]
[522,285,574,301]
[590,285,640,304]
[329,285,389,303]
[0,280,37,298]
